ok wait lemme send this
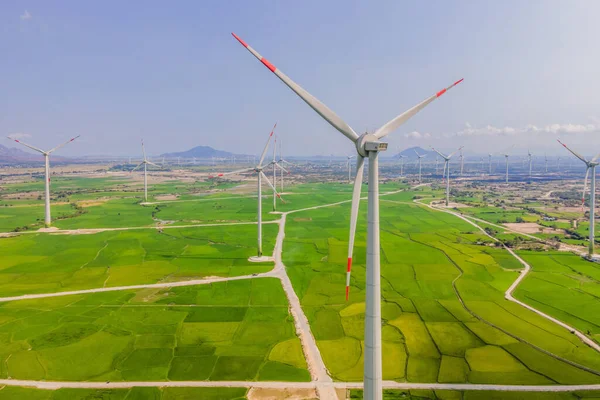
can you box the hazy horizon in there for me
[2,1,600,157]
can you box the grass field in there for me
[515,251,600,344]
[349,389,600,399]
[0,386,248,399]
[0,278,309,382]
[283,190,600,384]
[0,225,277,296]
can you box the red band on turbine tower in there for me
[261,58,276,72]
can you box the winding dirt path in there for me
[416,200,600,353]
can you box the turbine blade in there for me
[591,151,600,163]
[47,135,80,154]
[429,146,448,159]
[275,162,288,173]
[582,167,590,210]
[448,146,464,159]
[209,167,255,179]
[260,171,285,203]
[346,155,365,301]
[7,137,45,154]
[131,162,144,172]
[373,78,463,139]
[557,139,588,163]
[146,161,162,168]
[258,123,277,166]
[232,33,359,143]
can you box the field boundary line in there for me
[414,198,600,366]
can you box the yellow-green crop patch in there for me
[0,279,309,382]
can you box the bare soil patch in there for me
[503,222,563,234]
[247,388,318,400]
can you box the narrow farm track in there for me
[1,378,600,392]
[413,199,600,355]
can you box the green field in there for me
[0,225,277,297]
[0,278,309,382]
[283,191,600,384]
[0,386,248,399]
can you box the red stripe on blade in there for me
[454,78,464,86]
[231,33,248,48]
[347,257,352,272]
[345,286,349,301]
[261,58,276,72]
[436,88,447,97]
[218,173,223,177]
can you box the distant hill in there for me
[160,146,238,159]
[0,144,70,164]
[395,146,437,159]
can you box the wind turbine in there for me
[270,135,288,211]
[488,153,493,175]
[430,146,463,206]
[414,149,426,183]
[479,157,484,175]
[210,123,283,257]
[502,146,514,183]
[459,148,464,176]
[399,155,406,177]
[346,155,355,183]
[7,135,80,227]
[231,32,463,400]
[557,140,600,257]
[528,150,533,179]
[132,140,162,203]
[276,138,294,192]
[544,153,548,173]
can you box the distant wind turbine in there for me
[528,150,533,179]
[7,135,80,227]
[430,146,463,206]
[132,140,162,203]
[399,155,406,177]
[414,150,426,183]
[558,139,600,257]
[210,123,283,257]
[346,155,355,183]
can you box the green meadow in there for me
[283,190,600,384]
[0,278,309,382]
[0,225,277,296]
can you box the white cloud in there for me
[8,133,31,140]
[451,120,600,137]
[404,131,431,139]
[20,10,31,20]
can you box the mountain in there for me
[395,146,437,159]
[160,146,237,159]
[0,144,70,164]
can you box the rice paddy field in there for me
[2,173,600,399]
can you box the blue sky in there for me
[2,1,600,157]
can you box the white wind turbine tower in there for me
[399,155,406,177]
[414,149,426,183]
[459,148,464,176]
[346,155,355,183]
[544,153,548,173]
[502,146,514,183]
[210,123,282,258]
[557,139,599,257]
[132,140,161,203]
[271,135,289,211]
[528,150,533,179]
[435,155,439,175]
[8,135,80,227]
[276,138,294,192]
[232,32,463,400]
[431,146,463,206]
[488,153,493,175]
[479,157,484,175]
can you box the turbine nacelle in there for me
[355,133,387,157]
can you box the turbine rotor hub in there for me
[355,133,388,157]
